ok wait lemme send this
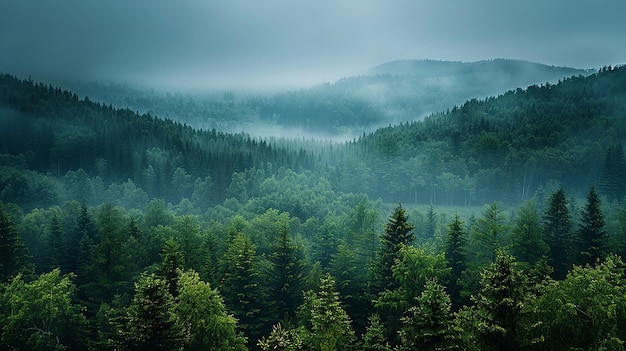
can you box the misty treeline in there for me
[62,59,588,136]
[0,65,626,350]
[2,66,626,211]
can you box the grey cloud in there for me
[1,0,625,89]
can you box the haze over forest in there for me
[2,1,626,351]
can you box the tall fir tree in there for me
[543,187,572,279]
[118,273,186,351]
[510,201,547,268]
[471,251,525,351]
[576,186,607,266]
[160,237,185,298]
[267,224,306,322]
[220,232,265,343]
[472,202,508,265]
[302,273,356,351]
[444,213,467,307]
[46,213,67,272]
[371,204,415,296]
[398,279,456,351]
[361,314,392,351]
[0,203,30,281]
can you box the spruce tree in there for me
[305,273,356,351]
[120,273,186,351]
[0,204,29,282]
[543,187,572,278]
[361,314,392,351]
[220,232,265,342]
[472,202,508,264]
[576,186,607,266]
[444,214,467,306]
[510,201,546,268]
[47,213,67,271]
[398,279,455,351]
[371,204,415,295]
[472,251,524,351]
[160,237,184,297]
[267,224,306,322]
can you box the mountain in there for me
[233,59,592,136]
[0,74,313,209]
[343,65,626,205]
[56,60,593,139]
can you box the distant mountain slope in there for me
[57,59,593,138]
[248,59,592,135]
[344,65,626,204]
[0,74,313,208]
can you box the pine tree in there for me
[304,273,356,351]
[472,202,508,264]
[220,232,265,342]
[444,214,467,306]
[267,224,306,322]
[119,273,186,351]
[510,201,546,268]
[472,251,524,351]
[47,213,67,271]
[543,187,572,278]
[0,204,29,282]
[160,237,184,297]
[398,279,456,351]
[361,315,392,351]
[371,204,415,295]
[576,186,607,266]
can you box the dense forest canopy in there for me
[1,64,626,350]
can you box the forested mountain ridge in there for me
[0,73,314,209]
[348,65,626,204]
[247,59,591,135]
[57,59,591,137]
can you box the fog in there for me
[1,0,625,91]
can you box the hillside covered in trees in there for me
[58,60,590,138]
[1,65,626,350]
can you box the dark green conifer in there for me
[543,187,572,278]
[371,204,415,295]
[576,186,607,266]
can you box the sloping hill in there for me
[341,65,626,204]
[0,74,313,208]
[248,59,591,134]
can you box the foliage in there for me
[0,203,30,281]
[115,273,185,350]
[471,251,525,351]
[299,273,356,351]
[543,187,573,278]
[471,202,509,264]
[0,269,88,351]
[576,186,608,266]
[176,270,247,351]
[267,224,306,322]
[510,201,547,268]
[371,204,415,295]
[398,278,456,351]
[528,254,626,350]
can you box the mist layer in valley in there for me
[54,59,591,141]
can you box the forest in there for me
[1,65,626,350]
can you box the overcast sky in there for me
[1,0,625,90]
